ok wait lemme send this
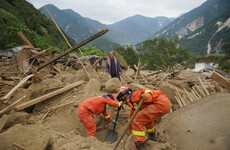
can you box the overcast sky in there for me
[27,0,206,24]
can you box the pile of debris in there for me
[0,31,230,150]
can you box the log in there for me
[2,74,34,100]
[15,81,85,111]
[198,76,210,95]
[32,30,108,74]
[140,63,148,70]
[0,96,26,115]
[17,31,38,53]
[63,57,72,71]
[210,71,230,91]
[0,114,8,132]
[13,143,27,150]
[135,61,142,80]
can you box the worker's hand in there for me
[112,120,117,125]
[141,94,151,102]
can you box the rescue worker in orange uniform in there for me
[77,94,122,137]
[116,86,171,150]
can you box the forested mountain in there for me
[152,0,230,54]
[40,4,174,45]
[0,0,76,50]
[181,11,230,54]
[154,0,230,39]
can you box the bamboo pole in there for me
[13,143,27,150]
[176,88,186,106]
[204,79,215,93]
[17,31,38,53]
[45,8,84,57]
[192,87,202,98]
[183,88,194,102]
[1,75,34,100]
[0,96,26,115]
[195,84,206,97]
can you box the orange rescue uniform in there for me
[77,95,121,136]
[127,89,171,143]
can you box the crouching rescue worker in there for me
[116,86,171,150]
[77,94,122,137]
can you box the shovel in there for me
[105,105,122,143]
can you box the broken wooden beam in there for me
[140,64,148,70]
[1,74,34,101]
[17,31,38,53]
[0,96,26,115]
[93,56,103,67]
[210,71,230,91]
[32,30,108,74]
[15,81,85,111]
[135,60,142,80]
[0,80,15,86]
[195,84,206,97]
[175,96,183,108]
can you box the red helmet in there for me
[107,93,115,101]
[116,86,132,101]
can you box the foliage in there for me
[113,51,128,69]
[137,37,191,72]
[114,46,138,66]
[0,0,76,50]
[75,45,105,57]
[219,55,230,71]
[222,42,230,55]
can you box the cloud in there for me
[27,0,206,24]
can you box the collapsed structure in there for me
[0,26,230,150]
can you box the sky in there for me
[27,0,207,24]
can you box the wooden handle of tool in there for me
[113,98,144,150]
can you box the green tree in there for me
[222,42,230,55]
[138,37,191,72]
[114,46,138,66]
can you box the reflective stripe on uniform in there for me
[118,102,121,107]
[146,127,155,133]
[132,130,145,136]
[144,89,152,94]
[105,115,110,119]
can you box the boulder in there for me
[0,124,51,150]
[128,83,146,90]
[84,78,102,98]
[124,69,135,76]
[4,111,30,129]
[98,73,111,83]
[105,78,122,93]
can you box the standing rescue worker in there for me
[116,86,171,150]
[77,94,122,137]
[105,51,122,80]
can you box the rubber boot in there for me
[135,142,146,150]
[148,131,158,141]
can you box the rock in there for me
[105,78,122,93]
[98,73,111,83]
[75,69,90,81]
[0,124,51,150]
[128,83,146,90]
[124,69,135,76]
[168,80,190,90]
[4,112,30,129]
[121,76,128,85]
[178,70,206,82]
[84,78,102,98]
[59,72,77,84]
[27,116,36,124]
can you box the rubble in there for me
[105,78,122,93]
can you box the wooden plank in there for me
[183,95,190,104]
[210,71,230,91]
[183,88,194,102]
[204,79,216,93]
[176,88,186,106]
[93,56,103,67]
[15,81,85,111]
[2,75,34,100]
[140,63,148,70]
[0,114,8,132]
[198,76,210,95]
[135,60,142,80]
[0,80,15,86]
[191,90,199,100]
[0,96,26,115]
[195,84,206,97]
[175,96,183,107]
[192,86,202,98]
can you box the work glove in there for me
[112,120,117,125]
[141,93,151,102]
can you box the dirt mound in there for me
[157,92,230,150]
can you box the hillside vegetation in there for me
[0,0,76,50]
